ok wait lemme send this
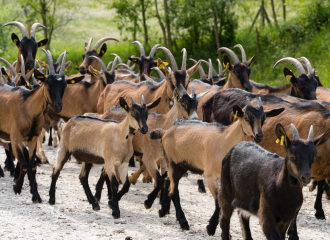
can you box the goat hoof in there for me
[48,197,55,205]
[180,221,189,230]
[206,224,217,236]
[315,210,326,220]
[92,203,100,211]
[288,232,299,240]
[144,200,153,209]
[13,184,22,194]
[112,210,120,219]
[32,195,42,203]
[158,209,168,218]
[198,186,206,193]
[183,172,188,177]
[0,170,4,178]
[94,195,101,203]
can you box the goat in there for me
[199,59,226,86]
[49,96,152,218]
[37,51,71,75]
[219,124,330,240]
[97,47,201,114]
[150,98,284,232]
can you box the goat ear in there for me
[11,33,20,47]
[275,123,291,147]
[283,68,297,84]
[223,55,232,71]
[130,64,136,71]
[34,69,46,82]
[88,65,99,77]
[147,97,161,110]
[186,60,201,77]
[153,61,157,67]
[246,54,255,66]
[233,105,244,118]
[314,75,323,87]
[37,39,48,48]
[64,61,71,71]
[119,97,130,112]
[129,57,140,63]
[26,69,35,86]
[19,75,28,87]
[38,60,49,70]
[157,58,169,76]
[66,75,84,84]
[99,43,107,57]
[265,108,285,118]
[143,74,154,81]
[1,69,9,80]
[314,127,330,147]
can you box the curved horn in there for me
[308,125,313,141]
[233,44,247,63]
[297,57,313,76]
[157,47,178,71]
[42,49,55,75]
[258,97,263,108]
[132,41,145,57]
[217,58,224,77]
[189,58,206,79]
[127,55,135,66]
[92,37,119,51]
[86,38,93,53]
[273,57,305,76]
[89,56,107,72]
[111,57,118,74]
[116,63,134,72]
[2,21,27,38]
[56,51,68,64]
[20,55,25,78]
[142,95,146,105]
[217,47,240,65]
[30,23,46,38]
[149,44,161,58]
[290,123,300,140]
[208,59,213,80]
[179,83,187,96]
[12,60,17,68]
[107,61,113,71]
[151,67,165,80]
[0,57,17,77]
[130,96,137,105]
[181,48,187,71]
[246,96,251,106]
[35,60,41,71]
[59,51,67,76]
[201,60,217,78]
[110,53,123,69]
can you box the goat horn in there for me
[127,55,135,66]
[290,123,300,140]
[30,23,46,38]
[2,21,28,38]
[217,58,224,77]
[42,49,55,75]
[20,54,25,78]
[86,38,93,53]
[217,47,240,65]
[149,44,161,58]
[273,57,305,76]
[132,41,145,57]
[142,95,146,105]
[308,125,313,141]
[59,51,67,76]
[35,60,41,71]
[107,61,113,71]
[297,57,313,76]
[157,47,178,72]
[208,59,213,80]
[189,58,206,79]
[201,59,217,78]
[12,60,17,68]
[233,44,247,63]
[110,53,123,69]
[111,57,118,74]
[117,63,133,72]
[258,97,263,108]
[179,83,187,95]
[181,48,187,71]
[246,96,251,106]
[151,67,165,80]
[0,57,17,77]
[130,96,137,105]
[89,56,107,72]
[92,37,119,51]
[191,85,195,96]
[56,51,68,64]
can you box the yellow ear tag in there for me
[286,75,292,82]
[101,51,105,54]
[280,135,284,145]
[159,64,165,70]
[226,62,230,69]
[71,80,75,84]
[40,43,43,46]
[234,110,238,119]
[65,69,67,72]
[124,105,127,110]
[14,39,18,44]
[163,62,169,66]
[276,139,280,144]
[223,62,225,68]
[26,82,29,87]
[37,76,43,79]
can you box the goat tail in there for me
[58,119,66,131]
[149,128,166,140]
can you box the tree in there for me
[18,0,78,50]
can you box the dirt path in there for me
[0,139,329,239]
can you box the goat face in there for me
[79,42,107,74]
[129,55,156,81]
[283,68,317,100]
[275,124,330,185]
[234,98,284,143]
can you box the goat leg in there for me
[159,178,171,217]
[48,126,53,146]
[171,184,189,230]
[5,145,15,177]
[238,211,252,240]
[79,163,100,210]
[94,170,106,202]
[324,179,330,200]
[0,165,4,177]
[128,156,135,167]
[314,180,326,220]
[110,175,120,219]
[13,146,28,194]
[287,208,300,240]
[144,171,164,209]
[117,176,131,201]
[27,140,42,203]
[207,199,221,236]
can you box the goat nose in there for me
[301,173,311,185]
[79,67,86,74]
[141,126,148,134]
[53,102,62,112]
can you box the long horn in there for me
[201,60,217,77]
[2,21,28,38]
[20,55,25,77]
[217,47,240,65]
[127,55,135,66]
[258,97,263,107]
[308,125,313,141]
[12,60,17,68]
[59,51,67,76]
[149,44,161,58]
[157,47,178,71]
[42,49,55,75]
[0,58,17,77]
[189,58,206,79]
[111,57,118,74]
[217,59,224,77]
[117,63,133,72]
[110,53,123,69]
[130,96,137,105]
[273,57,305,76]
[142,95,146,105]
[30,23,46,38]
[56,51,68,64]
[132,41,145,57]
[151,67,165,79]
[35,60,42,71]
[86,38,93,53]
[233,44,247,63]
[290,123,300,140]
[89,56,107,72]
[246,96,251,106]
[181,48,187,71]
[208,59,213,80]
[107,61,113,71]
[92,37,119,51]
[297,57,313,76]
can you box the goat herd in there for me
[0,21,330,240]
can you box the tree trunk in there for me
[141,0,148,46]
[211,4,220,51]
[270,0,277,24]
[262,0,265,28]
[282,0,286,20]
[133,17,137,40]
[163,0,173,52]
[154,0,167,48]
[256,27,260,55]
[40,1,49,49]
